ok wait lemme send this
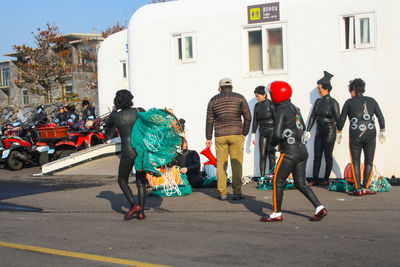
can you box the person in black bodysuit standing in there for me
[104,89,147,220]
[260,81,327,222]
[305,71,340,186]
[251,86,276,178]
[337,78,385,196]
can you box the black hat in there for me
[317,71,334,85]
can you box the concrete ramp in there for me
[40,142,121,175]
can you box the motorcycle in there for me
[0,107,52,171]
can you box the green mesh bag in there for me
[131,108,184,176]
[369,177,391,192]
[151,174,192,197]
[328,179,355,192]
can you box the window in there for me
[341,12,375,50]
[172,33,196,64]
[22,89,29,105]
[0,68,10,87]
[122,62,127,78]
[244,23,287,75]
[65,84,73,94]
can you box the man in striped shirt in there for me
[205,78,251,200]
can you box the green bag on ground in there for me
[151,174,192,197]
[328,179,355,192]
[369,177,391,192]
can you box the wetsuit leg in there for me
[362,138,376,189]
[258,135,268,177]
[273,153,295,213]
[267,131,276,175]
[322,124,336,180]
[313,131,323,181]
[135,171,147,212]
[293,158,321,208]
[118,156,136,206]
[349,138,363,190]
[322,139,335,180]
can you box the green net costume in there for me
[131,108,185,176]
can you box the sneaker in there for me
[310,208,328,221]
[260,216,283,222]
[124,204,140,220]
[217,195,228,201]
[308,180,319,186]
[232,194,245,200]
[362,189,376,195]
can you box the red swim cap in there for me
[269,81,292,103]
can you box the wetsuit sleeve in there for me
[205,100,214,140]
[373,99,385,130]
[271,109,285,147]
[332,99,341,125]
[337,100,350,131]
[104,112,116,140]
[186,151,201,175]
[251,104,258,134]
[82,109,87,120]
[241,98,252,136]
[306,99,318,131]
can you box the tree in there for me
[13,23,72,103]
[101,22,126,38]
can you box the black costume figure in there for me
[252,98,276,177]
[307,71,340,184]
[82,104,96,121]
[261,81,327,222]
[66,106,79,124]
[337,81,385,194]
[55,109,68,125]
[175,148,203,188]
[105,104,147,219]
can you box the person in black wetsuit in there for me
[104,89,147,220]
[337,78,385,196]
[251,86,276,178]
[54,105,68,126]
[82,100,96,121]
[305,71,340,186]
[260,81,327,222]
[175,140,204,188]
[66,105,79,124]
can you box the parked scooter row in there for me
[0,106,109,171]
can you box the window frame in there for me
[340,12,376,51]
[172,32,197,64]
[242,22,288,77]
[22,88,29,105]
[0,68,10,87]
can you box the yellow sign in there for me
[249,8,261,21]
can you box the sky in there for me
[0,0,152,61]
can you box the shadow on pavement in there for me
[0,180,106,201]
[97,190,164,215]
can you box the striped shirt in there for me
[206,89,251,139]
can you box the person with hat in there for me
[261,81,327,222]
[54,105,68,126]
[336,78,385,196]
[305,71,340,186]
[205,78,251,200]
[251,85,276,179]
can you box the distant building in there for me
[2,33,104,106]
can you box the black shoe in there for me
[232,194,245,200]
[217,195,228,201]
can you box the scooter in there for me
[0,126,50,171]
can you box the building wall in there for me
[101,0,399,177]
[97,30,129,115]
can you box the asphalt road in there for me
[0,166,399,266]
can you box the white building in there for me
[98,0,400,178]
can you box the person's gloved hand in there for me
[336,131,342,144]
[378,129,386,144]
[304,131,311,143]
[250,133,256,151]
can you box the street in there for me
[1,166,399,266]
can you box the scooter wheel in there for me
[7,151,24,171]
